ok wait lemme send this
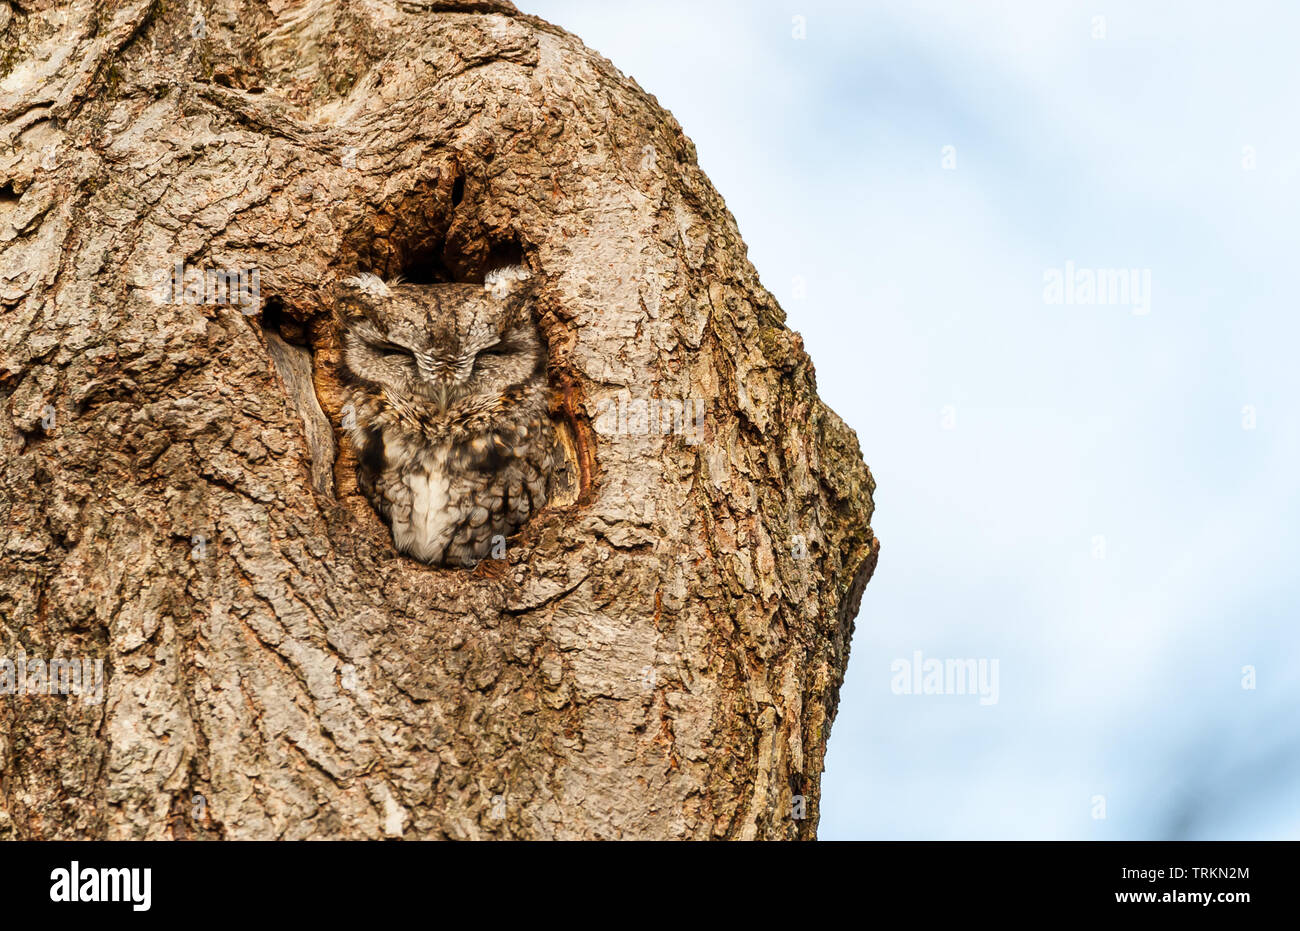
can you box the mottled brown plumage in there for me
[337,267,557,566]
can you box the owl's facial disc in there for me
[339,275,543,423]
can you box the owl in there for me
[337,266,557,567]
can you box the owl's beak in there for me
[431,380,452,414]
[415,356,451,412]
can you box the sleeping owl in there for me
[337,266,557,566]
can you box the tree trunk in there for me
[0,0,877,839]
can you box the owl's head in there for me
[338,266,542,418]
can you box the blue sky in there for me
[526,0,1300,839]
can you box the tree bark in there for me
[0,0,878,839]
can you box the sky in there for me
[525,0,1300,839]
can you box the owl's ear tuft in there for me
[336,273,391,320]
[483,264,532,299]
[340,272,392,299]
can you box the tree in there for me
[0,0,877,839]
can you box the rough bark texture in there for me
[0,0,877,839]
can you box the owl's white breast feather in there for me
[388,442,456,564]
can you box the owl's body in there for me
[338,268,556,566]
